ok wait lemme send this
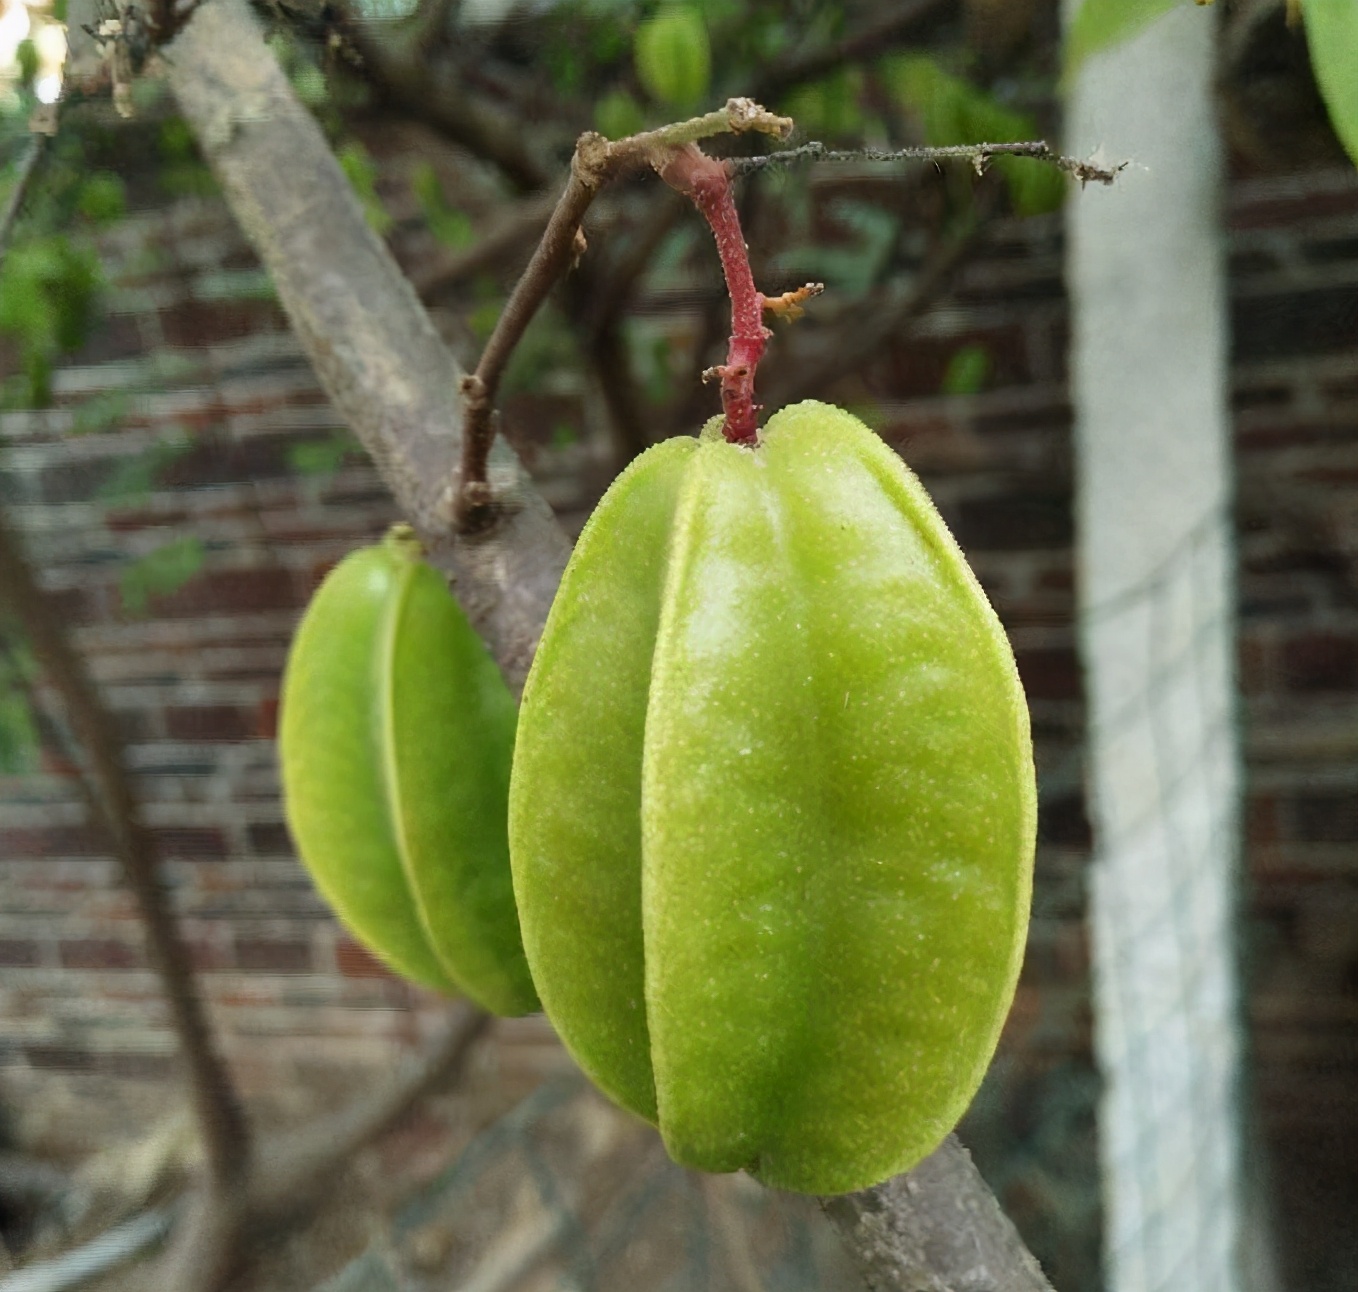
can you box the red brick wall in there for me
[1,128,1356,1272]
[0,191,586,1105]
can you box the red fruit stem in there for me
[661,145,768,445]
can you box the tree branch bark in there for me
[822,1135,1055,1292]
[163,5,1054,1288]
[164,0,570,692]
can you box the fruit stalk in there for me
[660,144,767,445]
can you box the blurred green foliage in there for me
[0,123,124,407]
[941,343,991,396]
[157,116,218,198]
[412,162,474,249]
[594,89,647,141]
[98,433,195,506]
[337,141,393,235]
[119,536,207,616]
[0,235,102,405]
[0,644,38,774]
[884,55,1066,215]
[287,432,363,478]
[635,5,712,109]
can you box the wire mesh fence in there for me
[1083,507,1247,1292]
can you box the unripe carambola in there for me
[509,402,1035,1194]
[279,527,537,1017]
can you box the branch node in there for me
[573,131,615,187]
[453,102,794,481]
[460,372,489,408]
[722,96,793,139]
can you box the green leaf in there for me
[941,344,991,396]
[337,142,392,236]
[120,537,206,616]
[15,39,38,88]
[1302,0,1358,167]
[636,4,711,109]
[159,118,196,162]
[1064,0,1184,76]
[626,324,674,406]
[468,299,503,344]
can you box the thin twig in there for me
[731,139,1126,186]
[586,308,654,463]
[453,98,792,528]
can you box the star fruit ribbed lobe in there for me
[279,528,537,1018]
[508,401,1036,1195]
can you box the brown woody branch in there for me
[156,1005,491,1290]
[453,100,792,527]
[572,283,655,464]
[168,0,569,692]
[165,5,1056,1288]
[585,187,690,334]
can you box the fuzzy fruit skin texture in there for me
[279,528,537,1017]
[510,401,1036,1194]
